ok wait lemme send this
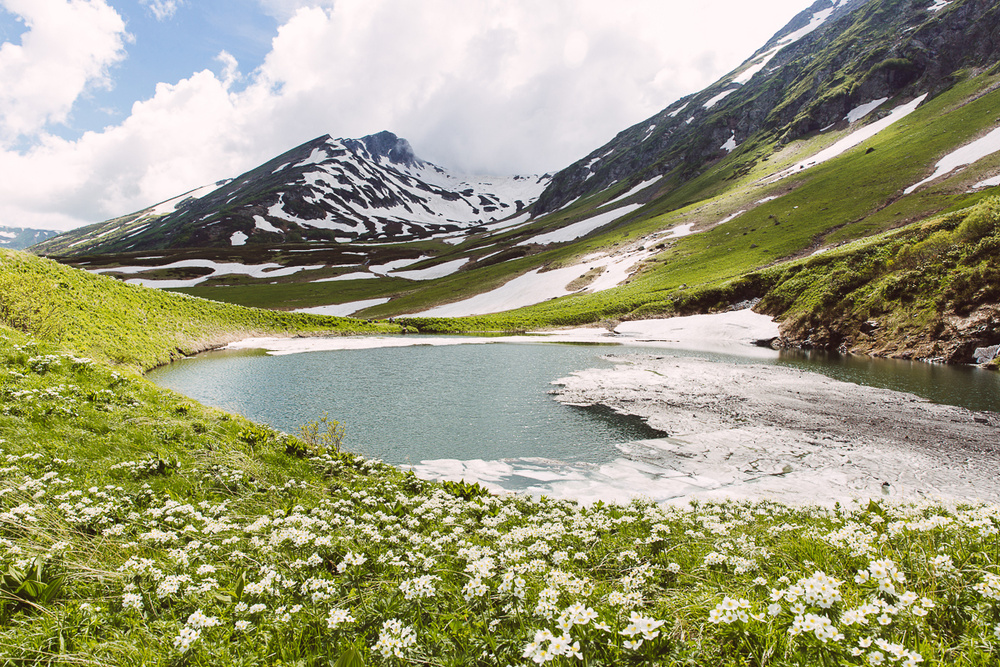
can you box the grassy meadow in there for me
[3,56,1000,667]
[0,250,403,371]
[2,240,1000,665]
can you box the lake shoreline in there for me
[210,310,1000,506]
[550,354,1000,505]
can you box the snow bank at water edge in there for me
[224,310,779,356]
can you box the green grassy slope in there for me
[0,250,402,371]
[386,75,1000,362]
[32,72,1000,366]
[3,326,1000,665]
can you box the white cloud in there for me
[0,0,128,141]
[140,0,184,22]
[0,0,814,231]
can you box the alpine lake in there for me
[146,335,1000,473]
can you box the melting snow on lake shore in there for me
[224,309,779,355]
[222,308,998,506]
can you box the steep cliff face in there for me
[535,0,1000,214]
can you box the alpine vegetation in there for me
[1,324,1000,665]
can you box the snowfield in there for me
[769,94,927,182]
[89,259,323,288]
[517,204,643,246]
[905,125,1000,194]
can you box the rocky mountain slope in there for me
[34,131,549,255]
[536,0,1000,213]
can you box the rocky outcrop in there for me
[775,303,1000,366]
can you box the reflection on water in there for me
[774,349,1000,414]
[147,339,1000,467]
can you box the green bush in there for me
[295,412,345,455]
[955,197,1000,242]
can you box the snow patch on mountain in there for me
[602,179,660,208]
[778,6,835,47]
[973,173,1000,189]
[311,272,379,283]
[254,216,283,233]
[391,258,468,281]
[90,259,323,288]
[846,97,889,123]
[905,126,1000,194]
[517,204,643,246]
[667,103,688,118]
[703,88,738,110]
[721,132,738,153]
[146,182,227,217]
[770,95,927,182]
[413,244,658,318]
[294,298,391,317]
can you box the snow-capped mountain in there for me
[0,226,59,250]
[36,131,550,255]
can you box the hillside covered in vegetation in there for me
[3,231,1000,666]
[0,250,402,371]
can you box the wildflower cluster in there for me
[2,334,1000,666]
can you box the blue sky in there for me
[0,0,277,141]
[0,0,816,230]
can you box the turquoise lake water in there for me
[146,339,1000,467]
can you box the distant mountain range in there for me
[38,0,1000,260]
[0,226,58,250]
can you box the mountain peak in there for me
[357,130,421,168]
